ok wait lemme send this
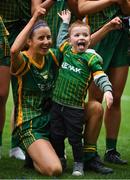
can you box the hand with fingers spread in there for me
[58,9,71,24]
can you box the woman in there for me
[10,4,62,176]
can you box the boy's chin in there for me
[78,48,86,53]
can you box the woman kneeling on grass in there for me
[10,3,62,176]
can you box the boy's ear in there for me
[68,38,71,44]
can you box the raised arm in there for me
[90,16,122,47]
[78,0,121,16]
[11,3,46,68]
[56,10,71,47]
[31,0,55,15]
[67,0,82,19]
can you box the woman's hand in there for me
[33,2,46,20]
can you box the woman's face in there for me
[29,26,52,56]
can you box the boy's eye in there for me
[83,33,89,37]
[74,34,80,37]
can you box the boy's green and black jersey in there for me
[11,49,61,127]
[53,42,103,108]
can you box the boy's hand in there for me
[58,9,71,24]
[104,91,113,109]
[106,17,122,31]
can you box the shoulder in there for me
[86,49,103,61]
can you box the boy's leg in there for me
[50,103,66,169]
[64,107,84,176]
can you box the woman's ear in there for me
[27,39,31,47]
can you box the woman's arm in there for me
[11,4,46,67]
[31,0,55,15]
[90,16,122,47]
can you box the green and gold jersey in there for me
[11,49,61,127]
[0,16,9,36]
[53,42,103,108]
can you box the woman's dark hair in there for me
[29,19,49,38]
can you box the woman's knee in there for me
[39,162,62,176]
[112,93,121,106]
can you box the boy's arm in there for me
[56,22,69,48]
[56,10,71,48]
[89,54,113,108]
[90,17,122,47]
[93,72,113,109]
[93,73,112,93]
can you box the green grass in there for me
[1,73,130,179]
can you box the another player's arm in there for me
[78,0,120,16]
[119,0,130,15]
[67,0,82,19]
[31,0,55,15]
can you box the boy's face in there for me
[69,26,91,53]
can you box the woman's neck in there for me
[27,49,43,63]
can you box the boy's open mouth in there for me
[77,42,86,47]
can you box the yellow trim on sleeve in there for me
[11,61,27,76]
[93,71,104,77]
[60,41,68,52]
[88,55,96,66]
[49,49,59,67]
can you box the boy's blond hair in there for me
[68,20,91,36]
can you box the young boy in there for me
[50,10,113,176]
